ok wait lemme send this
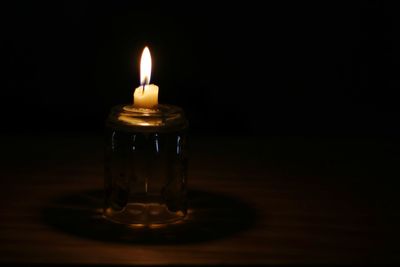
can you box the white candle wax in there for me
[133,84,159,108]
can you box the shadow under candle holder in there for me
[41,188,259,245]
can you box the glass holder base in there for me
[104,104,188,225]
[104,203,185,225]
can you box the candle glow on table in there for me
[133,47,159,108]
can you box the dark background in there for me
[2,1,399,136]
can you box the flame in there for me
[140,46,152,85]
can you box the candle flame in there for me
[140,46,152,86]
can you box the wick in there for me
[142,77,148,95]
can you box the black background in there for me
[2,1,400,136]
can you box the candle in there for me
[104,46,189,225]
[133,46,159,108]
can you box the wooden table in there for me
[0,134,399,265]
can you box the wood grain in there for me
[0,134,399,264]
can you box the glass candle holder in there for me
[104,104,188,225]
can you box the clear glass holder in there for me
[104,104,188,225]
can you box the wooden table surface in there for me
[0,134,399,265]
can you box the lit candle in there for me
[105,46,189,225]
[133,47,159,108]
